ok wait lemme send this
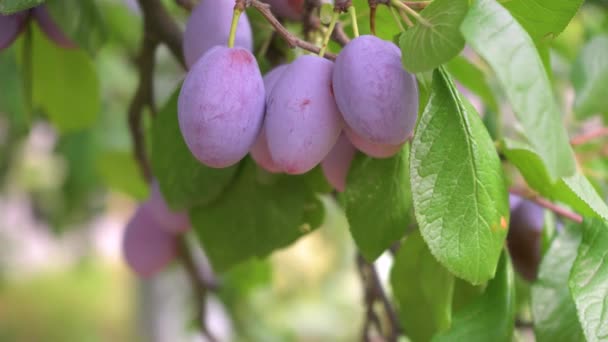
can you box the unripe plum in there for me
[266,55,343,174]
[333,35,418,145]
[345,126,402,158]
[250,65,288,173]
[123,205,178,278]
[146,182,190,234]
[178,46,265,168]
[321,133,356,192]
[32,5,77,49]
[507,195,544,281]
[261,0,304,21]
[0,12,29,50]
[183,0,253,68]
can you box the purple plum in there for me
[321,133,356,192]
[32,5,77,49]
[261,0,304,21]
[146,182,190,234]
[508,195,545,281]
[345,126,403,158]
[0,12,29,50]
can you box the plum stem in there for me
[250,0,337,59]
[389,6,405,31]
[318,11,340,57]
[22,24,33,126]
[390,0,431,27]
[348,6,360,37]
[228,8,243,48]
[398,8,414,27]
[509,188,583,223]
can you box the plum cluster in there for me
[0,5,76,51]
[122,182,190,278]
[178,5,419,192]
[507,194,546,281]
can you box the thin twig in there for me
[571,127,608,146]
[356,253,401,342]
[332,22,351,46]
[175,0,195,11]
[250,0,337,59]
[137,0,186,69]
[509,188,583,223]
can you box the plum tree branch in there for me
[249,0,337,60]
[356,253,401,342]
[509,188,583,223]
[137,0,186,69]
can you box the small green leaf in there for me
[461,0,576,181]
[499,0,584,41]
[190,159,323,272]
[445,55,498,112]
[390,231,454,342]
[150,87,238,210]
[95,149,148,199]
[502,139,608,221]
[344,148,411,261]
[0,0,43,13]
[531,225,584,342]
[31,25,99,132]
[349,0,400,41]
[569,219,608,342]
[399,0,468,73]
[410,68,509,284]
[432,252,515,342]
[45,0,107,55]
[571,35,608,119]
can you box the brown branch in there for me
[509,188,583,223]
[356,253,401,342]
[250,0,337,60]
[179,238,218,342]
[369,0,378,35]
[128,33,157,182]
[175,0,195,11]
[332,22,351,46]
[137,0,186,69]
[571,127,608,146]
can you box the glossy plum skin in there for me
[123,205,177,278]
[32,5,77,49]
[183,0,253,68]
[508,195,545,281]
[147,182,190,233]
[321,133,356,192]
[178,46,265,168]
[266,55,343,174]
[0,12,29,51]
[250,65,288,173]
[261,0,304,21]
[345,126,402,158]
[333,35,418,145]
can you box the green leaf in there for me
[390,231,454,342]
[0,0,43,13]
[445,55,498,112]
[569,219,608,342]
[571,35,608,119]
[502,139,608,221]
[190,159,323,272]
[45,0,107,55]
[95,149,148,200]
[150,87,238,210]
[349,0,400,41]
[410,68,509,285]
[399,0,468,73]
[31,25,100,132]
[531,225,584,342]
[461,0,576,181]
[499,0,584,41]
[344,148,411,261]
[432,252,515,342]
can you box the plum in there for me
[321,133,356,192]
[178,46,265,168]
[345,126,403,158]
[250,65,288,173]
[146,182,190,234]
[0,12,29,51]
[122,205,178,278]
[183,0,253,68]
[261,0,304,21]
[508,195,545,281]
[32,5,77,49]
[265,55,343,174]
[333,35,418,145]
